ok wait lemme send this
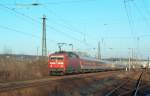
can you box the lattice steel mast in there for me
[42,15,47,56]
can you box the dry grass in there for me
[0,73,122,96]
[0,69,134,96]
[0,55,48,82]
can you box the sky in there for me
[0,0,150,58]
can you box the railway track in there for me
[105,69,150,96]
[0,71,123,93]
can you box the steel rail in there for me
[105,80,129,96]
[132,69,144,96]
[105,70,144,96]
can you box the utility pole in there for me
[128,48,131,71]
[128,48,134,70]
[129,56,131,71]
[131,48,134,69]
[42,15,47,56]
[37,47,39,56]
[148,56,149,68]
[97,41,101,60]
[136,37,140,65]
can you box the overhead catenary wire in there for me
[45,0,96,5]
[44,5,85,36]
[123,0,135,36]
[0,24,57,42]
[123,0,138,62]
[0,3,91,47]
[141,0,150,19]
[43,5,96,46]
[2,1,96,46]
[8,0,96,38]
[123,0,150,63]
[2,0,96,6]
[43,5,97,47]
[123,0,138,60]
[123,0,150,38]
[126,0,150,43]
[0,4,39,23]
[43,4,97,46]
[131,1,150,26]
[0,25,39,38]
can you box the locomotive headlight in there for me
[49,64,52,67]
[60,65,63,67]
[50,62,55,64]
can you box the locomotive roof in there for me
[54,51,106,63]
[52,51,107,63]
[79,56,108,64]
[53,51,78,56]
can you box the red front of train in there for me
[48,52,80,75]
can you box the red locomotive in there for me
[48,51,120,75]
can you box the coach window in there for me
[72,54,77,58]
[74,54,79,58]
[68,53,72,57]
[69,53,75,58]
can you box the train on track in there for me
[48,51,125,75]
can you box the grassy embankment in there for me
[0,55,48,82]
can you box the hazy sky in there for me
[0,0,150,58]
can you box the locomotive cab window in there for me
[50,56,64,60]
